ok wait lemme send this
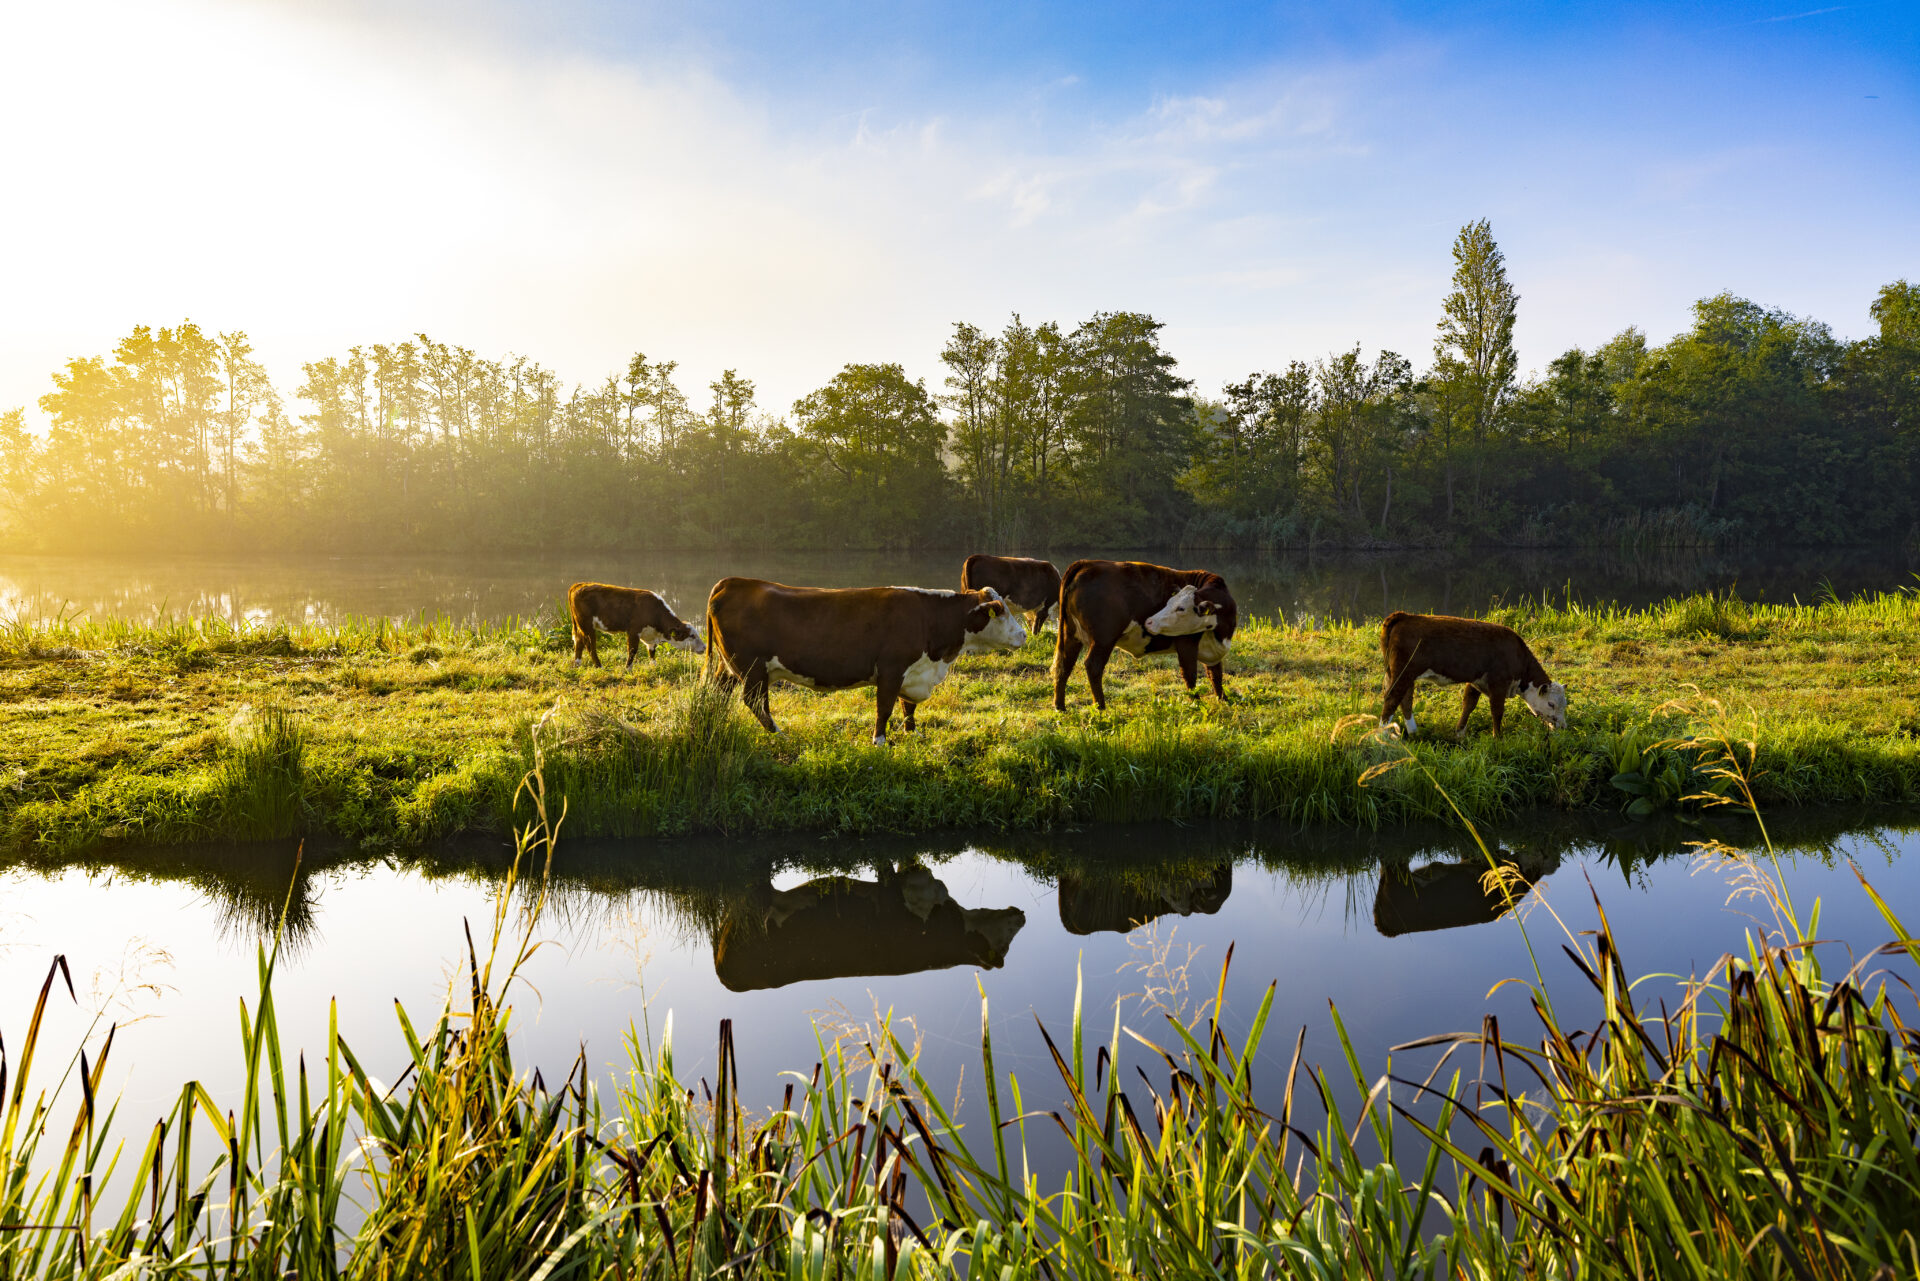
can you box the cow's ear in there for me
[965,604,991,631]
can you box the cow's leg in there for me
[743,662,778,733]
[1052,631,1085,711]
[625,631,640,671]
[873,670,903,745]
[574,622,600,667]
[1382,664,1419,728]
[1084,641,1118,711]
[1487,687,1508,737]
[1174,635,1200,692]
[1206,662,1227,700]
[901,698,918,733]
[1455,686,1481,738]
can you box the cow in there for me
[711,864,1025,991]
[703,578,1027,744]
[1378,611,1568,738]
[568,582,705,669]
[1052,559,1238,711]
[960,554,1062,631]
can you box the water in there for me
[2,545,1916,628]
[4,808,1915,1168]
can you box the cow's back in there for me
[706,578,967,688]
[963,554,1060,612]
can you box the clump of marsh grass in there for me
[513,678,756,836]
[219,703,308,839]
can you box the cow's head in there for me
[667,618,707,655]
[962,588,1028,653]
[1519,681,1568,731]
[1145,584,1223,637]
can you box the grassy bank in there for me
[3,587,1919,853]
[4,767,1917,1277]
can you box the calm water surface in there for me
[4,810,1915,1161]
[2,546,1916,626]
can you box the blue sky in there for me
[1,0,1913,417]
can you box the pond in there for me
[2,544,1916,628]
[4,806,1915,1178]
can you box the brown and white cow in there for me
[960,554,1062,630]
[1052,559,1238,710]
[568,581,705,669]
[1378,611,1568,738]
[704,577,1027,744]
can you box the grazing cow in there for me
[960,554,1062,630]
[1057,863,1232,935]
[704,578,1027,744]
[568,582,705,669]
[1052,559,1239,710]
[1378,611,1568,737]
[712,864,1025,991]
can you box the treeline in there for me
[2,223,1916,553]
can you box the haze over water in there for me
[3,546,1916,630]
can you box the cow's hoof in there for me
[872,734,889,747]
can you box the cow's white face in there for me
[1520,681,1568,730]
[670,627,707,656]
[1144,585,1219,637]
[963,590,1028,653]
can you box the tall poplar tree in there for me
[1433,218,1518,518]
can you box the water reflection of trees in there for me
[5,545,1916,633]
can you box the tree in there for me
[1183,361,1315,525]
[1871,279,1920,347]
[0,408,34,535]
[793,363,950,547]
[1060,311,1196,541]
[940,322,1006,540]
[216,331,278,525]
[1433,219,1519,519]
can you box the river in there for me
[2,544,1916,627]
[3,807,1915,1183]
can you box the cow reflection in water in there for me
[1372,850,1562,937]
[1057,864,1232,935]
[713,863,1025,992]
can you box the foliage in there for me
[8,224,1913,552]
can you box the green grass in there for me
[3,751,1917,1277]
[3,588,1919,854]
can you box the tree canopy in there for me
[3,224,1914,554]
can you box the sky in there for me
[1,0,1915,421]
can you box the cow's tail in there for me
[703,606,721,682]
[1056,560,1094,629]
